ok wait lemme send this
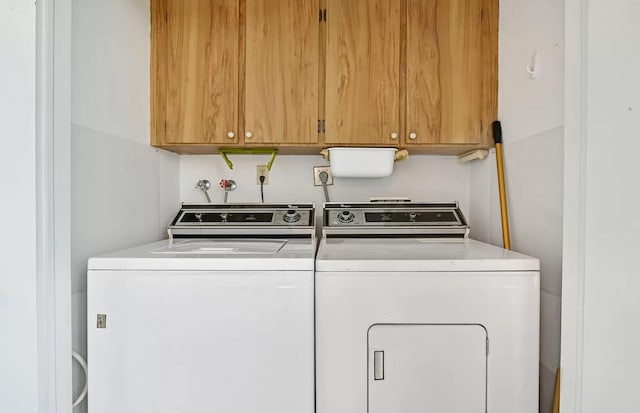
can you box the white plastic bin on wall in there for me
[328,148,397,178]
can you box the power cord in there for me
[319,171,330,202]
[72,351,88,407]
[259,175,265,203]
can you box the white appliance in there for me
[315,202,540,413]
[87,203,316,413]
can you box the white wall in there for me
[70,0,180,411]
[562,1,640,412]
[0,1,39,412]
[469,1,564,412]
[180,155,471,216]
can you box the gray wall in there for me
[70,0,180,411]
[469,1,565,412]
[180,154,472,214]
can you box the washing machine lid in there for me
[315,238,539,272]
[88,238,316,271]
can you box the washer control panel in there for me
[168,203,316,239]
[176,206,312,226]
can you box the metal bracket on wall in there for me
[219,148,278,171]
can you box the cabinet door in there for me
[369,324,487,413]
[406,0,497,145]
[245,0,320,144]
[153,0,239,145]
[325,0,401,146]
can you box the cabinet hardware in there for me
[390,132,399,140]
[409,132,417,140]
[245,131,253,139]
[227,131,235,139]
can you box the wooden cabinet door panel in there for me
[245,0,320,144]
[406,0,496,145]
[325,0,401,145]
[158,0,239,145]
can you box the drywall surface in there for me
[180,155,471,217]
[576,2,640,412]
[71,125,179,293]
[499,0,564,144]
[0,1,39,412]
[469,0,565,411]
[71,0,150,144]
[70,0,179,411]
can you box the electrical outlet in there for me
[256,165,269,185]
[313,166,334,186]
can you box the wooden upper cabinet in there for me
[405,0,497,146]
[152,0,239,146]
[150,0,498,153]
[244,0,320,144]
[325,0,402,146]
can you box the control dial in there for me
[338,210,355,223]
[283,209,301,223]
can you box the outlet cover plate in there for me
[314,166,334,186]
[256,165,269,185]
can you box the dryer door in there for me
[368,324,487,413]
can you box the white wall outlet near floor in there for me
[314,166,334,186]
[256,165,269,185]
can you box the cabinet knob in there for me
[390,132,399,140]
[227,131,235,139]
[245,131,253,139]
[409,132,418,140]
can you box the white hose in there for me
[72,351,88,408]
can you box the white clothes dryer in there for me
[87,203,316,413]
[315,202,540,413]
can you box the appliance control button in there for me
[338,210,355,223]
[283,210,301,223]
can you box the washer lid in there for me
[151,239,287,255]
[315,238,539,272]
[89,238,316,271]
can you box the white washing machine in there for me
[315,202,540,413]
[87,203,316,413]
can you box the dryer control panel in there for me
[323,202,469,238]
